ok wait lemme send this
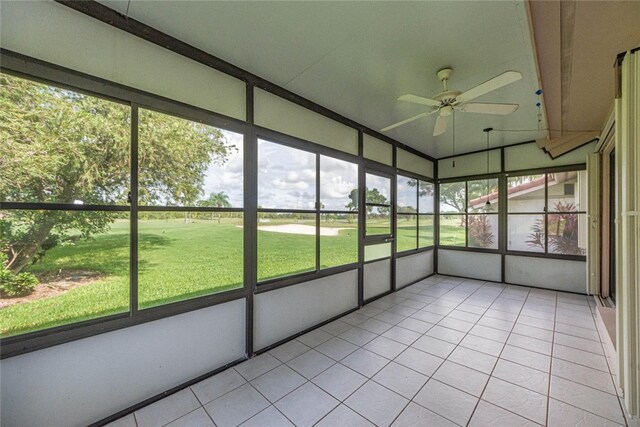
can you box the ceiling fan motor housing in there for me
[437,68,454,82]
[434,90,461,106]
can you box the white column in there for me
[586,153,601,295]
[616,49,640,418]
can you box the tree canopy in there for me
[198,192,232,208]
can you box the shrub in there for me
[0,255,39,297]
[468,215,494,249]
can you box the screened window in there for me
[365,173,391,237]
[258,142,315,210]
[0,74,131,337]
[0,72,249,338]
[507,171,587,255]
[137,109,244,309]
[319,156,358,269]
[257,140,358,281]
[396,176,434,252]
[439,179,499,249]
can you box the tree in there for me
[438,182,466,213]
[198,192,232,222]
[345,189,359,211]
[365,187,389,215]
[406,179,434,198]
[0,74,234,274]
[199,192,231,208]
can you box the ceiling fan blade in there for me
[459,102,519,115]
[456,71,522,103]
[380,110,436,132]
[433,114,448,136]
[397,94,441,107]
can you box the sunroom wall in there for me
[0,2,436,427]
[435,141,594,292]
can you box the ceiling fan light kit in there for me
[381,68,523,136]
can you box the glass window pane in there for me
[548,212,587,255]
[320,156,358,211]
[258,140,316,209]
[365,243,391,262]
[418,181,435,214]
[419,215,434,247]
[507,175,545,213]
[439,214,466,246]
[199,131,243,208]
[138,109,242,207]
[468,179,499,212]
[1,73,130,205]
[507,214,545,252]
[0,210,129,337]
[366,173,391,203]
[547,170,587,212]
[397,214,418,252]
[257,212,316,281]
[468,214,499,250]
[137,211,243,309]
[320,213,358,268]
[366,206,391,236]
[397,176,417,213]
[439,182,466,213]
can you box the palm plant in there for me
[198,192,231,222]
[527,202,585,255]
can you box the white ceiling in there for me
[98,0,545,158]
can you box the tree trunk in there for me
[6,214,57,274]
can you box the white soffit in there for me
[97,0,543,158]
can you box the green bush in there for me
[0,259,39,297]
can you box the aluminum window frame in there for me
[438,174,501,252]
[0,56,251,357]
[0,47,435,359]
[255,135,361,286]
[506,169,588,258]
[396,172,436,254]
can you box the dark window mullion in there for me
[415,180,420,249]
[465,180,469,248]
[130,104,139,316]
[315,153,320,272]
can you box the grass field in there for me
[1,216,436,337]
[439,215,466,246]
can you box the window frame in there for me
[395,170,436,255]
[0,49,436,359]
[255,133,361,287]
[506,170,588,258]
[0,59,250,356]
[435,165,587,262]
[437,174,501,253]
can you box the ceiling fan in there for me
[381,68,523,136]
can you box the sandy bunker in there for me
[256,224,350,236]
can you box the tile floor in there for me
[107,275,634,427]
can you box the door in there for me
[362,168,395,301]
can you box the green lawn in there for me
[1,216,433,337]
[439,215,466,246]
